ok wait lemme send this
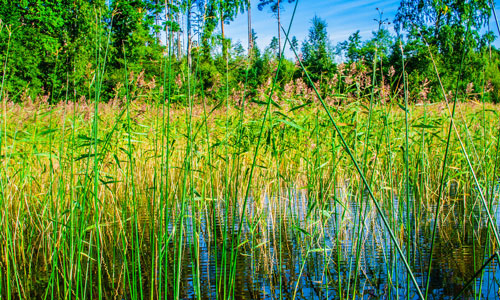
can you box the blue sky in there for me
[223,0,500,59]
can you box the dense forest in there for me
[0,0,499,104]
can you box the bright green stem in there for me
[283,26,426,300]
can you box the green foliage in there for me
[337,30,363,62]
[0,0,106,99]
[393,0,496,96]
[267,36,279,57]
[257,0,296,14]
[219,0,246,23]
[0,0,499,105]
[395,0,493,50]
[301,16,333,83]
[484,48,500,102]
[289,36,298,52]
[216,0,246,58]
[337,27,393,64]
[110,0,163,84]
[201,0,219,58]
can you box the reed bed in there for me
[0,98,499,299]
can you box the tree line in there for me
[0,0,499,104]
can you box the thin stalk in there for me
[230,0,300,287]
[283,27,425,300]
[399,42,412,300]
[0,25,12,300]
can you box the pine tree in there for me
[301,16,333,82]
[257,0,295,59]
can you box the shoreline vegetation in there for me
[2,98,499,205]
[1,0,500,298]
[1,97,500,298]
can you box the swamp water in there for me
[22,183,500,299]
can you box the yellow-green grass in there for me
[0,99,499,298]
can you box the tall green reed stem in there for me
[283,23,425,300]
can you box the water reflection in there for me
[14,183,500,299]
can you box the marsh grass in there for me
[1,1,500,299]
[1,96,499,298]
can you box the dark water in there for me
[125,182,500,300]
[14,182,500,299]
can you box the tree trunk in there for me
[434,11,442,42]
[177,11,181,59]
[221,5,226,61]
[155,0,160,43]
[277,0,281,59]
[247,0,252,54]
[165,0,169,49]
[187,3,192,67]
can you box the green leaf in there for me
[276,118,304,131]
[398,103,409,112]
[289,102,312,112]
[293,225,312,237]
